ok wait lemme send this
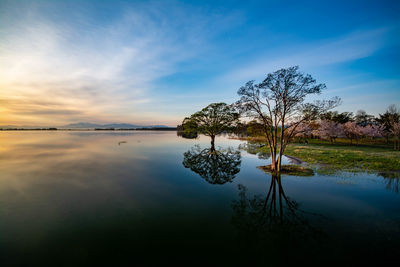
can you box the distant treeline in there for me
[0,128,58,131]
[95,127,177,131]
[0,127,177,131]
[178,105,400,150]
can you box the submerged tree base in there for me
[258,165,314,176]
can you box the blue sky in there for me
[0,0,399,126]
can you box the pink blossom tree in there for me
[343,122,362,144]
[391,122,400,150]
[362,124,383,142]
[316,120,344,144]
[287,122,313,143]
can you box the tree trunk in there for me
[398,136,400,151]
[277,152,283,172]
[277,143,283,172]
[271,148,277,171]
[276,120,285,173]
[210,135,215,152]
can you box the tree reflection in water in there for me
[379,172,400,193]
[238,142,270,159]
[182,145,241,185]
[231,174,326,264]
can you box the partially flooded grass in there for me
[239,138,400,177]
[258,165,315,176]
[284,143,400,177]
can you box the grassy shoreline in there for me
[235,137,400,176]
[285,143,400,176]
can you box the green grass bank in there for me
[240,137,400,176]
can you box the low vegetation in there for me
[245,138,400,176]
[258,165,315,176]
[284,140,400,175]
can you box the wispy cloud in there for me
[0,1,237,125]
[328,79,400,114]
[220,27,391,84]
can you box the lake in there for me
[0,131,399,265]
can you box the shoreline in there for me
[0,128,177,131]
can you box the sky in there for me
[0,0,399,126]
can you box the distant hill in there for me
[61,122,104,128]
[60,122,171,129]
[0,122,173,130]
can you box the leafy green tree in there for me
[320,111,353,123]
[355,109,374,126]
[177,117,199,139]
[232,122,248,137]
[246,120,265,137]
[376,104,400,144]
[183,103,239,151]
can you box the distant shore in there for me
[0,127,177,131]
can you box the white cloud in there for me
[0,2,235,125]
[220,27,391,84]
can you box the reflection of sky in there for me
[0,131,399,261]
[0,132,239,242]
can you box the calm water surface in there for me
[0,131,399,265]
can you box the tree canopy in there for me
[320,111,353,124]
[182,102,239,150]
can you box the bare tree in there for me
[236,66,339,172]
